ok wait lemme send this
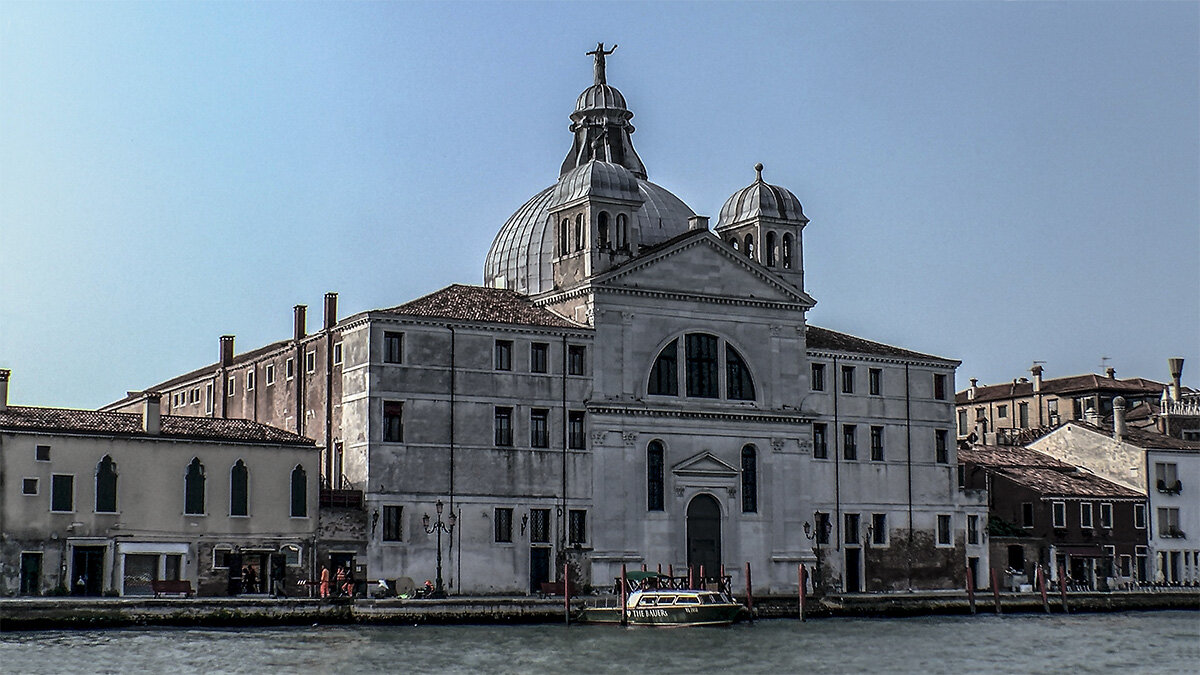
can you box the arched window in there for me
[290,465,307,518]
[230,459,249,516]
[741,445,757,513]
[744,234,754,259]
[574,214,584,252]
[647,441,665,511]
[648,339,679,396]
[559,218,569,256]
[765,232,777,267]
[184,458,205,515]
[685,333,719,398]
[616,214,628,250]
[726,345,756,401]
[598,211,610,249]
[95,455,117,513]
[730,237,740,251]
[782,233,794,270]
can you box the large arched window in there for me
[782,233,794,270]
[726,345,756,401]
[743,234,754,259]
[598,211,610,249]
[648,339,679,396]
[647,441,665,511]
[685,333,720,398]
[95,455,117,513]
[741,445,757,513]
[184,458,205,515]
[765,232,777,267]
[230,459,249,516]
[290,465,307,518]
[616,214,629,250]
[574,215,585,252]
[558,218,569,256]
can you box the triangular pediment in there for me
[591,231,816,307]
[672,451,740,478]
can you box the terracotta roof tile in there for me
[1068,421,1200,452]
[991,466,1143,499]
[957,444,1074,469]
[381,284,584,328]
[0,406,314,446]
[806,325,956,363]
[955,374,1175,405]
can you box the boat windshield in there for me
[701,593,722,604]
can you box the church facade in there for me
[107,49,987,594]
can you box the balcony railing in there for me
[320,488,363,509]
[1157,479,1183,495]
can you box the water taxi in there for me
[575,589,750,627]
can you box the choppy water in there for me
[2,611,1198,674]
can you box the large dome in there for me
[484,177,694,295]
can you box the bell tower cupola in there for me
[715,163,809,291]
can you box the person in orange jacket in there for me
[319,565,331,599]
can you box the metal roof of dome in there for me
[716,163,807,229]
[551,161,641,208]
[575,84,628,113]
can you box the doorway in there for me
[20,552,42,595]
[844,548,862,593]
[530,547,551,593]
[686,494,722,578]
[71,546,105,596]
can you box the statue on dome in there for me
[586,42,617,85]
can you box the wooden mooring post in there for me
[1037,566,1050,614]
[563,561,571,626]
[620,564,628,626]
[798,564,807,622]
[965,565,976,614]
[745,562,754,622]
[1058,564,1069,614]
[989,568,1002,614]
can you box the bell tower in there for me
[715,163,809,291]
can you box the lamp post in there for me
[422,499,457,599]
[803,514,832,595]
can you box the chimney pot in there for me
[688,215,710,231]
[1113,396,1126,440]
[1168,357,1184,401]
[142,391,162,435]
[294,305,307,342]
[219,336,235,367]
[1031,364,1043,393]
[0,368,10,412]
[1105,366,1116,379]
[324,292,338,330]
[968,378,977,399]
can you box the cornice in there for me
[587,403,811,425]
[806,349,960,369]
[361,312,593,338]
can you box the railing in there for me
[1156,479,1183,495]
[320,488,363,509]
[614,574,733,595]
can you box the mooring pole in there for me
[641,563,647,572]
[965,565,976,615]
[699,565,705,590]
[620,564,628,626]
[1058,563,1069,613]
[990,568,1002,614]
[799,564,807,622]
[688,565,694,589]
[564,561,571,626]
[745,562,754,623]
[1037,566,1050,614]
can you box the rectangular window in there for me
[227,375,236,397]
[35,445,50,461]
[246,371,255,392]
[50,474,73,512]
[382,505,402,542]
[934,374,947,400]
[530,408,549,448]
[967,514,980,545]
[494,508,513,543]
[383,401,404,442]
[813,423,828,459]
[957,464,966,489]
[844,513,860,545]
[568,345,586,375]
[870,426,884,461]
[333,343,343,366]
[869,368,882,396]
[530,508,550,543]
[1155,462,1180,493]
[530,342,549,374]
[212,547,232,570]
[190,388,198,403]
[1135,546,1149,581]
[494,340,512,371]
[22,478,38,495]
[997,404,1007,419]
[1099,503,1113,529]
[384,332,403,364]
[872,513,887,546]
[205,382,214,413]
[1134,503,1146,529]
[842,424,857,461]
[957,409,968,436]
[494,407,513,446]
[841,365,855,394]
[937,514,952,546]
[265,364,275,386]
[1018,402,1029,428]
[1022,502,1035,528]
[685,334,719,398]
[568,411,586,449]
[936,430,949,464]
[811,363,825,391]
[1158,507,1181,537]
[1119,554,1132,577]
[305,350,316,374]
[286,358,295,380]
[568,509,587,545]
[1080,503,1093,529]
[815,512,831,545]
[1052,501,1066,528]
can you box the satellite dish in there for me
[395,576,416,598]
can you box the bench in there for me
[151,580,194,598]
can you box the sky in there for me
[1,1,1197,409]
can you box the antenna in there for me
[1099,356,1111,371]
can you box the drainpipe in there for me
[561,334,569,553]
[448,326,457,591]
[833,355,841,553]
[904,364,913,588]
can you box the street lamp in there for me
[422,499,457,599]
[803,514,832,594]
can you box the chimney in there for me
[1084,405,1100,426]
[1168,357,1184,401]
[968,378,977,400]
[219,335,235,367]
[1031,364,1043,393]
[1105,366,1116,379]
[1113,396,1126,440]
[142,392,162,435]
[294,305,307,341]
[324,292,338,330]
[0,368,9,412]
[688,215,710,231]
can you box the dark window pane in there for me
[384,332,403,363]
[648,339,679,396]
[741,445,757,513]
[230,460,249,516]
[495,340,512,371]
[530,409,549,448]
[935,430,949,464]
[870,426,884,461]
[685,334,719,398]
[811,363,824,391]
[494,508,512,543]
[531,343,548,373]
[51,475,73,512]
[384,401,404,442]
[647,441,665,511]
[813,423,827,459]
[843,425,857,460]
[568,509,587,545]
[869,368,882,396]
[568,411,585,449]
[184,459,205,515]
[290,465,307,517]
[95,456,117,513]
[841,366,855,394]
[726,345,756,401]
[383,505,403,541]
[568,345,586,375]
[495,407,513,446]
[530,509,550,543]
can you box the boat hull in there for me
[575,604,749,627]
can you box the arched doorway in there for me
[686,494,722,576]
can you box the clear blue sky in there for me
[2,1,1197,408]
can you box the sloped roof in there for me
[806,325,956,364]
[380,284,584,329]
[0,406,315,446]
[1067,420,1200,452]
[956,373,1172,405]
[991,465,1143,499]
[958,444,1073,469]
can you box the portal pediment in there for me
[671,451,739,478]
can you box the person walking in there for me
[335,566,347,598]
[319,565,331,599]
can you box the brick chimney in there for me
[1084,404,1100,426]
[688,215,710,231]
[220,335,235,367]
[1168,357,1184,401]
[1112,396,1126,440]
[1031,364,1043,393]
[0,368,9,412]
[968,378,977,400]
[324,292,338,330]
[294,304,307,341]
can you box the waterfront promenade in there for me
[3,589,1197,631]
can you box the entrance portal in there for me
[72,546,105,596]
[686,494,721,577]
[844,548,862,593]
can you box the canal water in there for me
[2,611,1197,674]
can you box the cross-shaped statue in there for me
[586,42,618,85]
